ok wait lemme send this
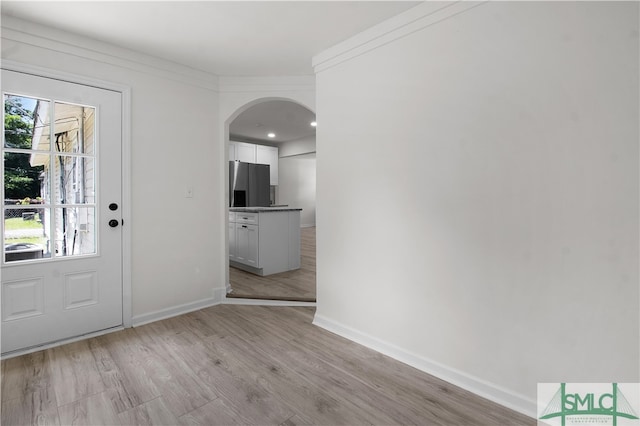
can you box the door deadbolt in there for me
[109,203,118,211]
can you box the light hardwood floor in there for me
[228,227,316,302]
[1,305,533,426]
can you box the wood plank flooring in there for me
[228,227,316,302]
[1,305,534,425]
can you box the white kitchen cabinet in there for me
[229,211,259,268]
[228,208,300,276]
[256,145,279,185]
[235,142,256,163]
[235,212,259,225]
[235,224,259,267]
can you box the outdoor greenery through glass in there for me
[3,94,97,262]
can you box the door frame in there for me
[1,60,133,329]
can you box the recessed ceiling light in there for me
[267,132,276,138]
[310,121,317,127]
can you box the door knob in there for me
[109,219,119,228]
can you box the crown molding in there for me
[1,15,219,90]
[218,75,315,93]
[312,1,487,74]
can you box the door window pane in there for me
[4,207,51,262]
[53,102,95,154]
[3,95,99,264]
[4,95,50,151]
[3,152,48,203]
[54,155,95,204]
[54,207,96,257]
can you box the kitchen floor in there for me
[228,226,316,302]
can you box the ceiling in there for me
[1,1,419,76]
[230,100,315,144]
[2,1,419,144]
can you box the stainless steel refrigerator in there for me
[229,161,270,207]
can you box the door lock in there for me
[108,219,119,228]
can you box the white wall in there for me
[2,17,224,321]
[314,1,638,415]
[279,135,316,157]
[278,153,316,227]
[277,135,316,227]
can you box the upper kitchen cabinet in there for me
[234,142,257,163]
[256,145,279,186]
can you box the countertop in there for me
[230,207,302,213]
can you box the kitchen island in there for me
[229,207,302,276]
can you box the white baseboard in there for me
[213,287,227,302]
[312,314,537,420]
[132,294,223,327]
[301,223,315,228]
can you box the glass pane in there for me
[54,155,95,204]
[53,102,95,154]
[3,152,49,203]
[4,207,51,262]
[4,95,50,151]
[54,207,96,257]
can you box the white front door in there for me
[1,69,123,355]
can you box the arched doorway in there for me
[225,98,316,302]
